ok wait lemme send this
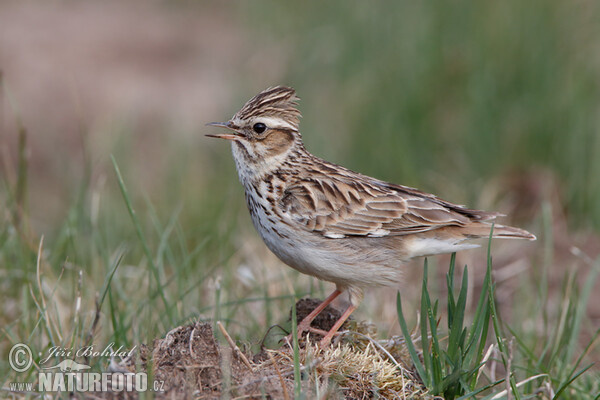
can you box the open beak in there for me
[205,121,243,141]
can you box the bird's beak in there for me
[205,121,243,141]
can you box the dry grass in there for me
[104,317,430,399]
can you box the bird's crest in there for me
[233,86,301,130]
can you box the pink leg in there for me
[296,289,342,334]
[319,304,357,347]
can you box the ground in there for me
[95,299,427,399]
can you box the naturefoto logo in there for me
[8,343,164,393]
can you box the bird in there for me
[206,86,535,346]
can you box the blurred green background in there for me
[2,1,599,233]
[2,0,600,228]
[1,0,599,385]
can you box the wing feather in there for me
[279,173,497,238]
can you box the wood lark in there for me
[206,86,535,346]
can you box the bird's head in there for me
[206,86,304,177]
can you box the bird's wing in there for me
[279,175,498,238]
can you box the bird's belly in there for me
[251,213,404,288]
[244,188,405,288]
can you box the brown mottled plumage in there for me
[207,86,535,346]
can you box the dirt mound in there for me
[100,299,427,399]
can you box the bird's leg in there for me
[319,303,357,347]
[291,289,342,340]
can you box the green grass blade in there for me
[557,328,600,397]
[396,292,428,385]
[111,155,173,324]
[485,226,522,399]
[98,248,125,309]
[566,255,600,363]
[447,253,457,330]
[457,378,505,400]
[447,265,468,362]
[291,297,302,398]
[420,260,432,387]
[553,364,594,400]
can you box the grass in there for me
[397,257,495,398]
[1,128,599,397]
[1,0,600,397]
[397,246,599,399]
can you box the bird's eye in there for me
[252,123,267,134]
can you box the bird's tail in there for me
[464,223,536,241]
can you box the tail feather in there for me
[464,223,536,241]
[404,222,535,258]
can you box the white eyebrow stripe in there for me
[255,116,296,131]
